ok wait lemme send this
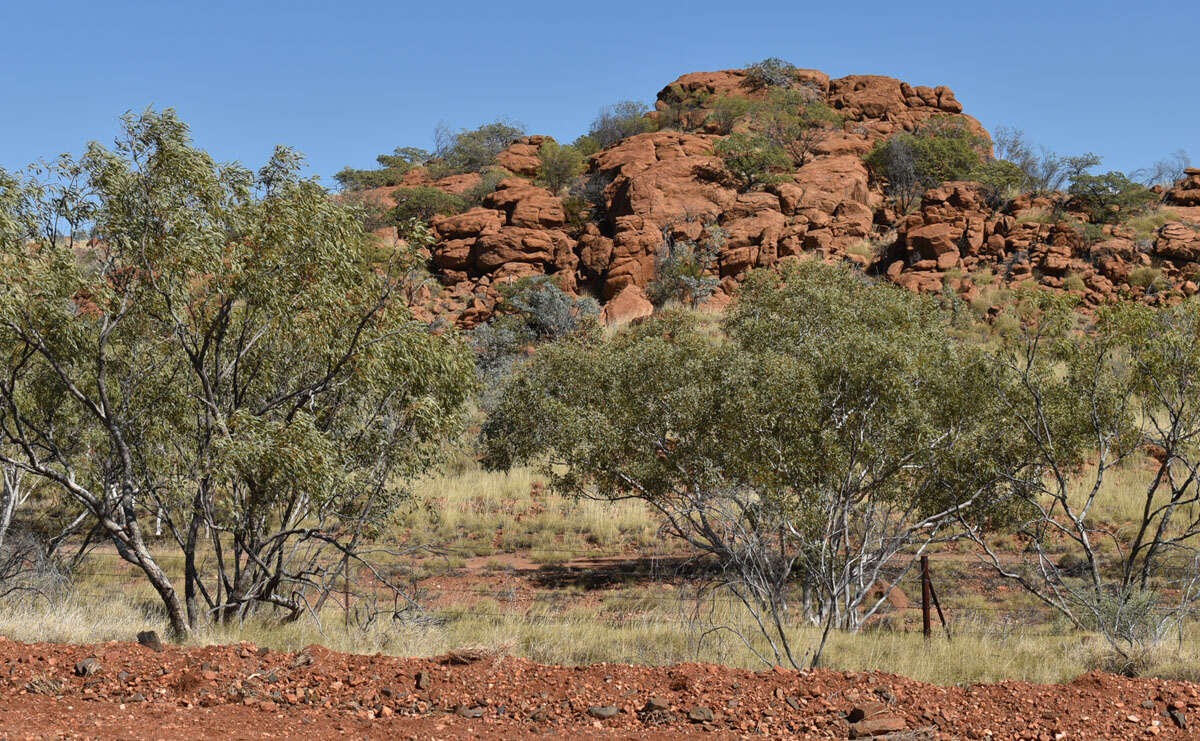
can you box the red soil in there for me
[0,637,1195,739]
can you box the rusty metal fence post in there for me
[921,554,951,641]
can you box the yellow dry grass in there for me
[4,588,1197,685]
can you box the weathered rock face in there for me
[602,284,654,325]
[1166,168,1200,208]
[595,131,735,297]
[384,68,1198,328]
[429,179,578,287]
[887,181,1200,306]
[494,136,554,178]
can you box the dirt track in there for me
[0,636,1195,739]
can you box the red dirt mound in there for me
[0,637,1196,738]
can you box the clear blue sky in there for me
[3,0,1196,182]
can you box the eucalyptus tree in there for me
[483,260,1021,667]
[0,110,475,637]
[964,294,1200,668]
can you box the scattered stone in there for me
[127,692,146,703]
[256,646,270,657]
[380,686,394,698]
[688,706,714,723]
[116,670,130,683]
[785,695,802,711]
[588,705,619,719]
[848,702,888,723]
[74,658,101,677]
[415,671,430,690]
[644,696,670,712]
[848,714,907,738]
[456,705,484,718]
[1168,708,1187,729]
[136,630,164,652]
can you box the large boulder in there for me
[602,284,654,325]
[494,136,553,177]
[1165,168,1200,207]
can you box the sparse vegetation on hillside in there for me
[534,141,585,194]
[575,100,655,153]
[714,133,791,191]
[1068,170,1159,224]
[865,116,990,209]
[433,119,526,175]
[743,57,799,90]
[390,184,467,221]
[334,146,431,191]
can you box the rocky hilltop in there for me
[361,68,1200,326]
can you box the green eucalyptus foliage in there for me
[334,146,431,191]
[389,185,467,222]
[483,260,1023,649]
[714,133,791,191]
[578,100,655,152]
[535,141,585,194]
[433,120,526,176]
[864,116,991,208]
[0,109,476,633]
[1068,171,1159,224]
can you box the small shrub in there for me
[743,57,798,89]
[714,133,791,191]
[708,96,759,135]
[1069,171,1159,225]
[433,120,526,175]
[463,170,508,208]
[535,142,584,194]
[584,101,654,150]
[647,225,723,307]
[865,117,990,209]
[569,171,615,226]
[560,196,591,230]
[1063,273,1087,292]
[472,276,600,397]
[334,147,431,191]
[389,187,466,222]
[1127,266,1166,291]
[656,86,713,131]
[1072,220,1106,246]
[972,158,1025,209]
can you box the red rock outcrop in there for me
[885,181,1200,307]
[1165,168,1200,207]
[381,67,1198,327]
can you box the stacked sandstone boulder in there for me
[369,70,1200,327]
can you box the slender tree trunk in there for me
[0,469,16,556]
